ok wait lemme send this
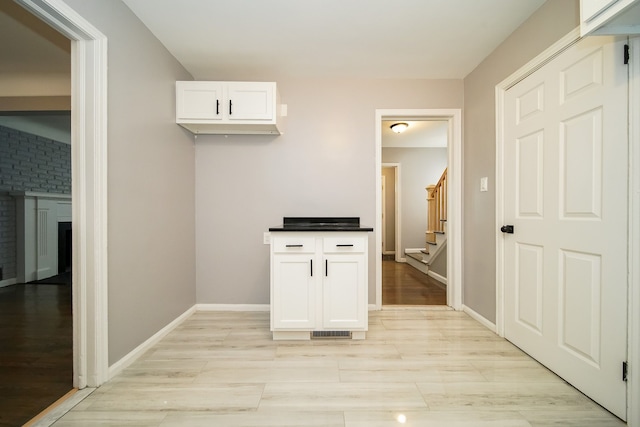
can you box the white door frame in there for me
[381,174,386,254]
[496,29,639,426]
[627,35,640,427]
[375,109,462,310]
[381,163,401,260]
[18,0,109,388]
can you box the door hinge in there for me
[624,44,630,65]
[623,361,628,382]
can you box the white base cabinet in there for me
[270,232,368,340]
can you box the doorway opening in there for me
[375,109,462,310]
[381,120,448,305]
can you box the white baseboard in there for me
[0,278,17,288]
[196,304,270,312]
[383,251,396,255]
[427,270,447,286]
[462,304,497,334]
[108,305,196,380]
[107,304,269,381]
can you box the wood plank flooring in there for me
[50,310,624,426]
[0,284,73,427]
[382,260,446,305]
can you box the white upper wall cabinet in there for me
[581,0,640,35]
[176,81,283,135]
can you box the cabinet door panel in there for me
[272,255,316,329]
[322,255,366,329]
[176,82,222,120]
[227,82,274,120]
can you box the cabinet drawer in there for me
[272,236,316,253]
[323,236,366,253]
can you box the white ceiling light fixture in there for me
[390,122,408,133]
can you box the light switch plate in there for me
[480,177,488,192]
[263,232,271,244]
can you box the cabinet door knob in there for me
[216,99,219,115]
[310,259,313,277]
[336,244,354,247]
[325,259,328,277]
[229,100,233,115]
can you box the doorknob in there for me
[500,225,514,234]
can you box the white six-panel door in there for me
[503,35,628,419]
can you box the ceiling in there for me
[121,0,546,80]
[382,120,447,148]
[0,0,547,144]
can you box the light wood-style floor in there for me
[382,260,446,305]
[50,310,624,426]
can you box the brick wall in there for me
[0,125,71,281]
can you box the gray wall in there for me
[429,242,447,278]
[196,78,463,304]
[0,125,71,281]
[462,0,579,322]
[62,0,196,364]
[54,0,579,362]
[382,147,447,255]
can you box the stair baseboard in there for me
[405,254,429,274]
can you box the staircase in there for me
[405,168,447,281]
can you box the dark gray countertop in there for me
[268,217,373,232]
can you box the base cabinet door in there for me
[322,254,366,329]
[271,255,316,329]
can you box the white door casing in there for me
[17,0,109,388]
[381,163,401,261]
[501,34,628,419]
[381,175,386,253]
[375,110,462,310]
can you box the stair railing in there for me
[426,168,447,238]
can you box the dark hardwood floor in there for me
[0,283,73,427]
[382,259,447,305]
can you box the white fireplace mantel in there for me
[11,191,71,283]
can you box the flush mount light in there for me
[390,122,408,133]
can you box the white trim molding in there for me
[196,304,271,312]
[627,34,640,427]
[16,0,109,389]
[375,109,462,311]
[427,270,447,286]
[462,304,497,334]
[0,278,17,289]
[108,306,197,380]
[381,162,401,263]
